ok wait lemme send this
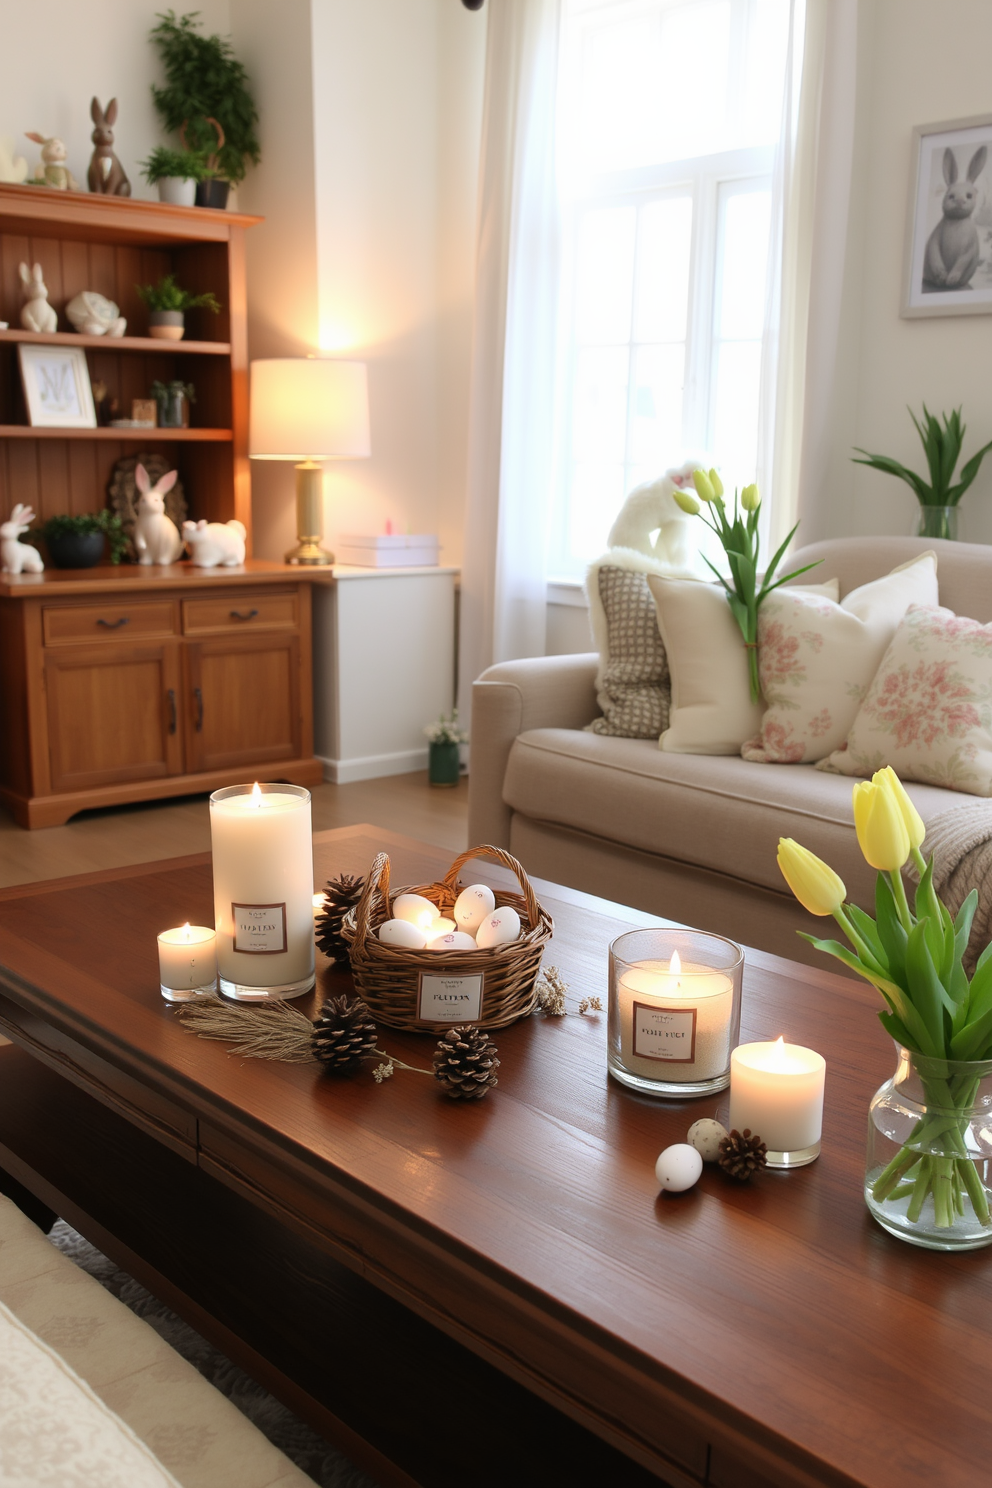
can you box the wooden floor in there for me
[0,773,469,888]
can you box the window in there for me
[550,0,793,578]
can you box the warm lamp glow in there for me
[249,359,370,461]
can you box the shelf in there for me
[0,329,230,355]
[0,425,233,442]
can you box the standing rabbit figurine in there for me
[87,99,130,197]
[18,262,58,334]
[133,464,184,565]
[1,505,44,576]
[25,134,78,191]
[923,145,988,291]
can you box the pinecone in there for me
[315,874,365,962]
[717,1128,767,1182]
[311,994,378,1072]
[432,1025,500,1101]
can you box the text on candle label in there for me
[417,973,484,1023]
[632,1001,697,1063]
[232,902,288,954]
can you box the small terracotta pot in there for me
[148,310,185,342]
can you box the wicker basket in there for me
[341,845,553,1032]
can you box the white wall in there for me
[812,0,992,548]
[1,1,231,199]
[234,0,485,565]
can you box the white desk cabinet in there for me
[312,566,459,783]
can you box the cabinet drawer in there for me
[43,601,177,645]
[182,591,298,635]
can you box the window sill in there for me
[547,580,588,609]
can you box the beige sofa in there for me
[468,536,992,966]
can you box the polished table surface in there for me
[0,824,989,1488]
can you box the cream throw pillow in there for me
[741,553,938,764]
[821,604,992,795]
[648,575,840,755]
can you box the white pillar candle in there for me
[210,783,315,1000]
[616,953,734,1083]
[157,924,216,1001]
[729,1039,826,1161]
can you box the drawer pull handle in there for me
[97,617,129,630]
[193,687,204,732]
[167,689,177,735]
[230,608,260,621]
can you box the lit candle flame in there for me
[669,949,681,981]
[249,782,262,809]
[182,922,191,941]
[313,894,326,910]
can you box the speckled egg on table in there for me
[655,1143,704,1193]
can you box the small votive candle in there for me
[313,893,327,923]
[729,1038,826,1168]
[157,923,217,1002]
[608,927,743,1098]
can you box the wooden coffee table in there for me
[0,824,988,1488]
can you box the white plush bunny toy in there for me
[1,504,44,575]
[182,519,247,568]
[133,464,184,566]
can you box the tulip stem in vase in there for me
[673,471,820,703]
[777,767,992,1248]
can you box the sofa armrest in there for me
[468,653,600,848]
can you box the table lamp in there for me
[249,358,371,566]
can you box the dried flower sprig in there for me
[535,966,603,1017]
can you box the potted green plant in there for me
[424,710,468,787]
[149,11,260,210]
[151,379,195,427]
[136,274,221,341]
[41,511,129,569]
[853,405,992,541]
[140,144,209,207]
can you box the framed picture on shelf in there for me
[903,113,992,318]
[17,344,97,428]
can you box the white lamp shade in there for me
[249,358,371,460]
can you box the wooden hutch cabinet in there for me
[0,185,323,828]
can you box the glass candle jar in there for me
[608,927,744,1097]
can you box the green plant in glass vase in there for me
[778,768,992,1247]
[673,470,820,702]
[853,404,992,541]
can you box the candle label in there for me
[232,902,288,954]
[417,973,483,1023]
[632,1001,697,1063]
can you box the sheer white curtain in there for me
[457,0,562,714]
[758,0,859,551]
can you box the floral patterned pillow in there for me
[741,553,938,764]
[820,605,992,795]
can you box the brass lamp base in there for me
[285,461,334,566]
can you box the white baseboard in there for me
[319,747,429,784]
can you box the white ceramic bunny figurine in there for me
[19,262,58,334]
[133,464,184,566]
[182,519,247,568]
[1,505,44,575]
[25,134,78,191]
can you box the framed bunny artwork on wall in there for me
[903,114,992,317]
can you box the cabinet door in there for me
[45,643,184,792]
[184,633,301,774]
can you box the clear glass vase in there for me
[865,1046,992,1251]
[914,505,958,541]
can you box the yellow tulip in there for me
[874,766,925,850]
[708,468,724,498]
[673,488,701,515]
[853,779,911,871]
[741,483,760,512]
[777,838,847,916]
[692,469,716,503]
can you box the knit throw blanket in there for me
[908,801,992,975]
